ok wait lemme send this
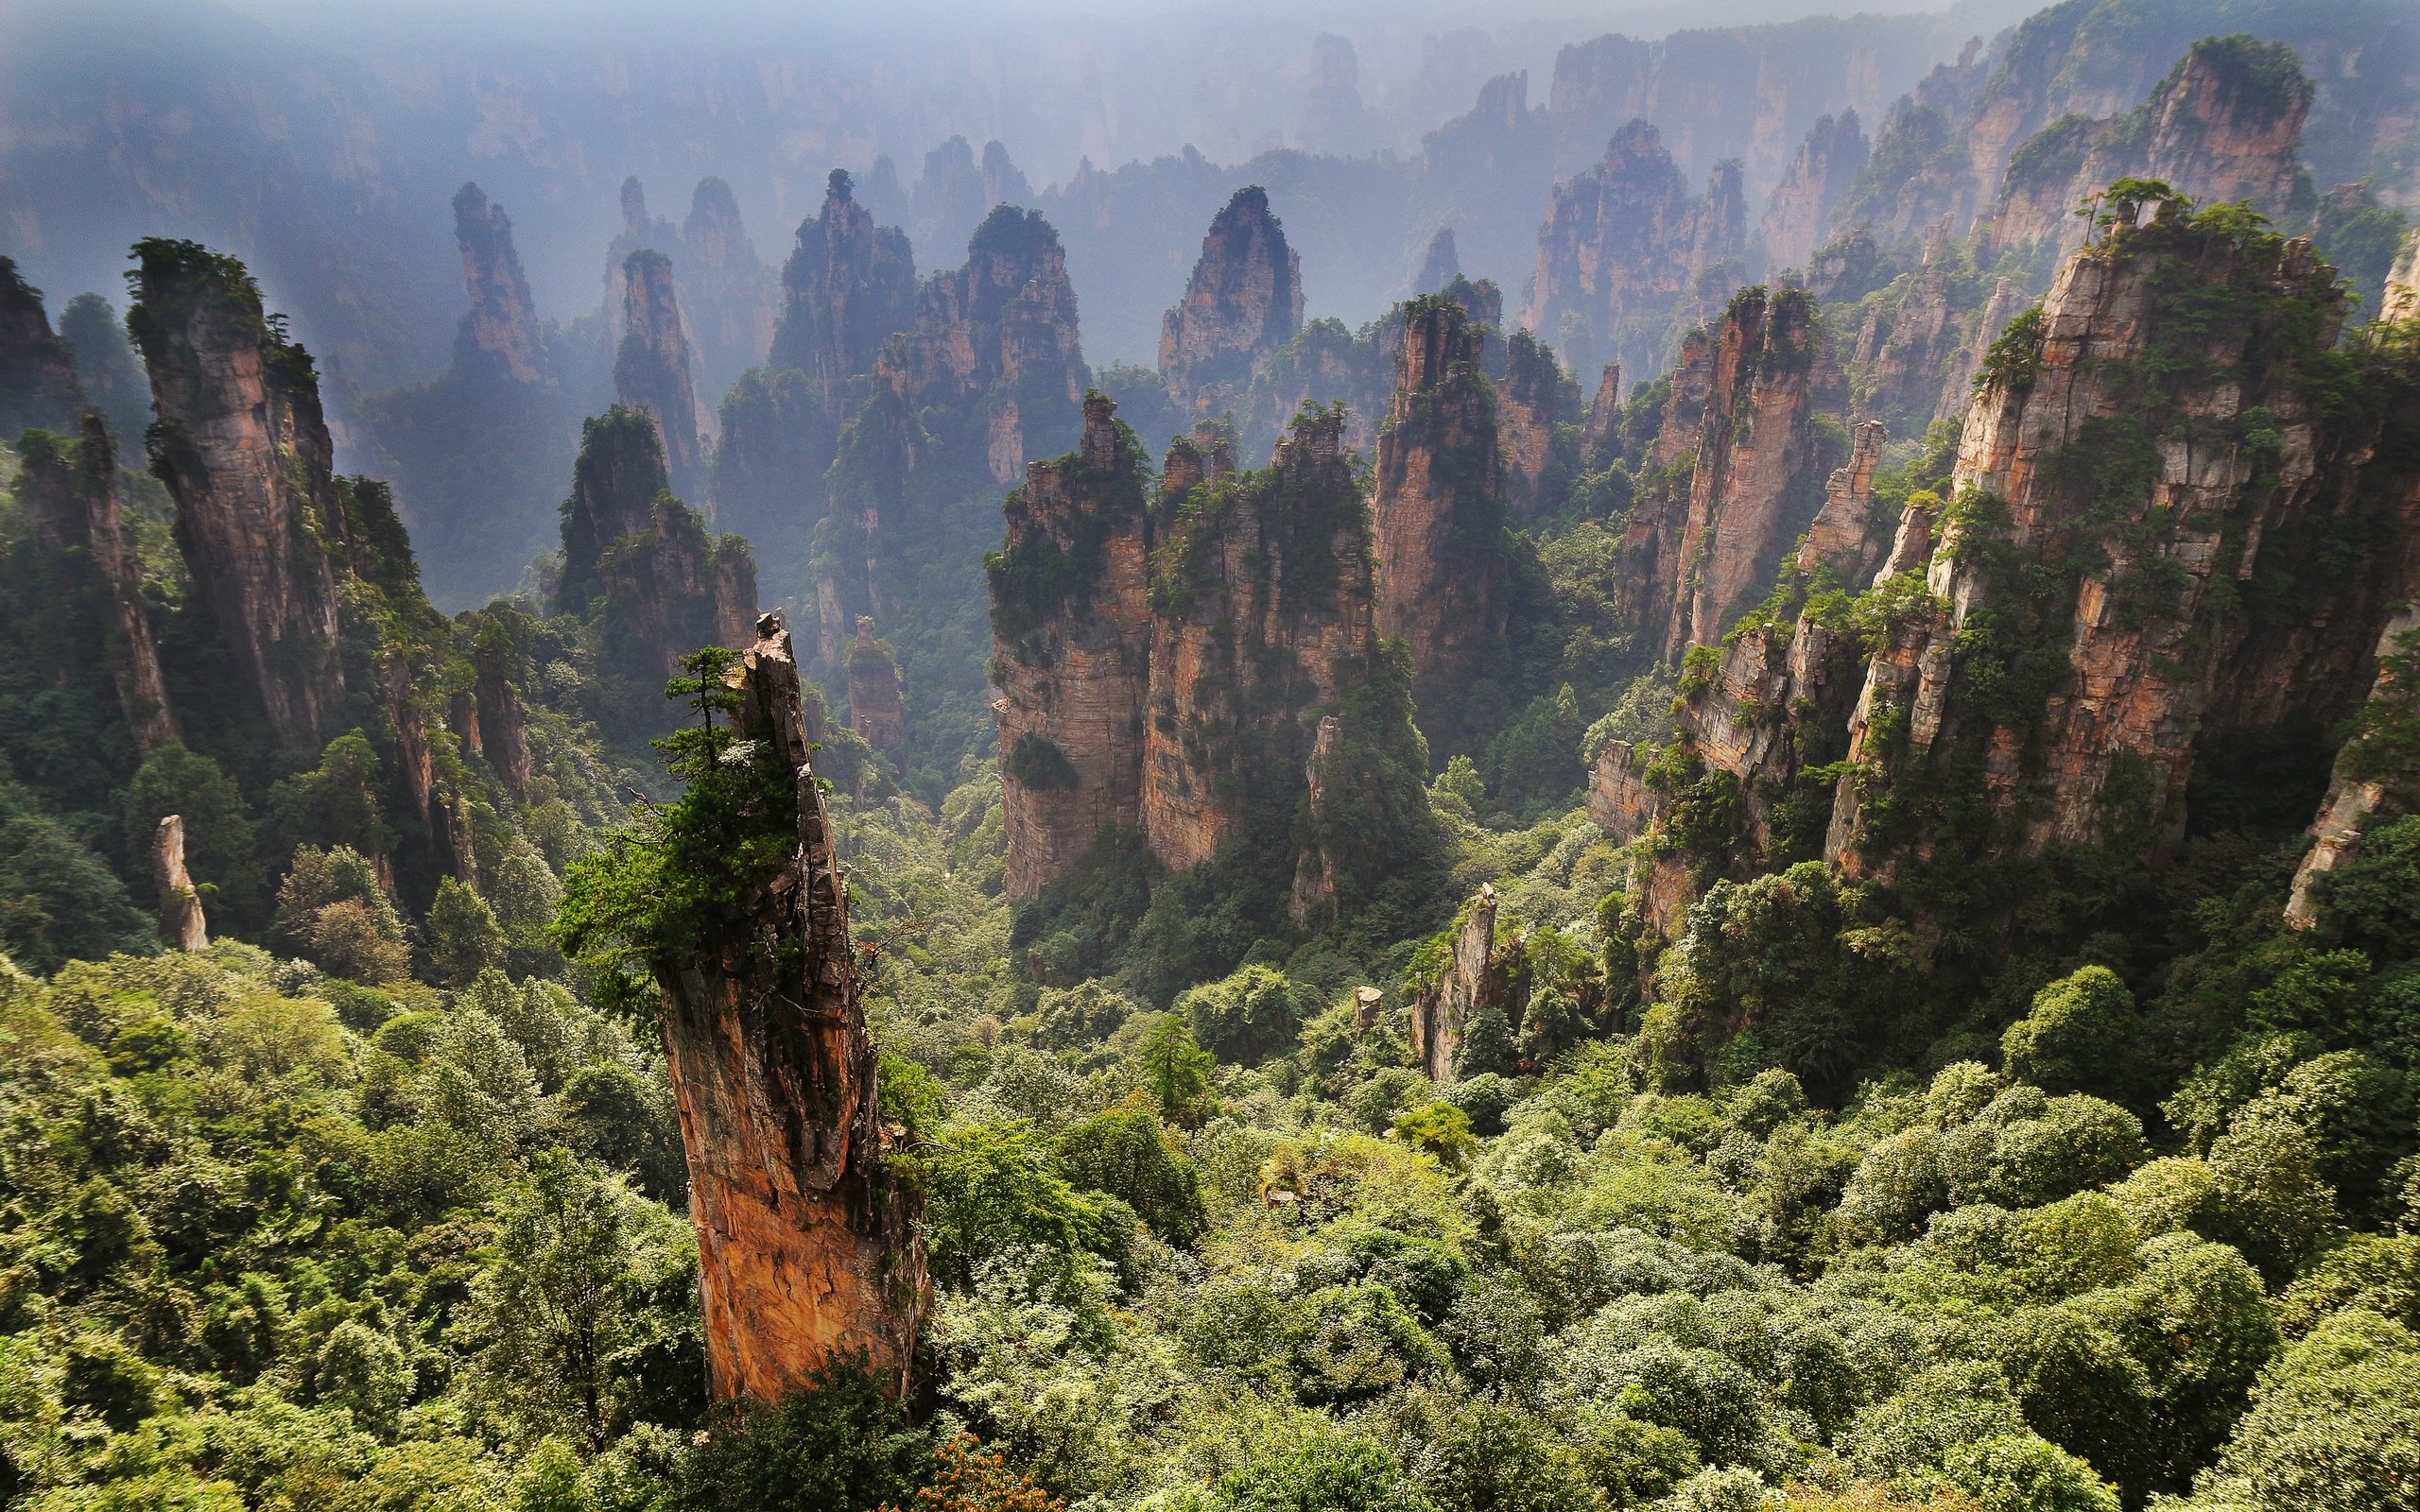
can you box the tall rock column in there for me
[454,183,544,384]
[1371,296,1513,729]
[681,177,776,404]
[1158,186,1305,419]
[615,249,705,496]
[153,816,209,953]
[990,393,1154,898]
[1826,192,2420,877]
[17,417,178,752]
[845,618,906,752]
[657,617,925,1400]
[0,257,89,438]
[130,238,349,750]
[770,170,919,409]
[1758,110,1870,273]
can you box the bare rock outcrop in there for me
[845,618,906,751]
[614,249,705,495]
[1159,187,1305,420]
[769,170,919,410]
[1372,296,1513,721]
[1409,885,1529,1085]
[1795,419,1891,583]
[990,394,1154,898]
[1582,362,1622,467]
[1496,330,1573,518]
[680,177,776,404]
[453,184,544,385]
[153,816,209,953]
[655,617,925,1401]
[130,238,349,750]
[1760,110,1871,274]
[17,416,178,753]
[473,634,532,801]
[2287,607,2420,927]
[0,257,89,438]
[1826,193,2420,877]
[1526,121,1747,381]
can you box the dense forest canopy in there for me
[2,0,2420,1509]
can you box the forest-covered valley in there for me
[1,0,2419,1509]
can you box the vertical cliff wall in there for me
[130,238,349,751]
[615,249,705,497]
[1760,111,1872,274]
[769,170,919,412]
[1159,187,1305,421]
[1371,296,1515,745]
[680,177,776,406]
[845,618,906,751]
[1824,191,2420,879]
[1527,121,1747,383]
[0,257,90,438]
[16,417,178,755]
[990,394,1155,899]
[656,619,925,1401]
[454,183,544,386]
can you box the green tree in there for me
[1139,1015,1216,1124]
[1939,1435,2118,1512]
[669,1357,933,1512]
[122,743,263,926]
[1051,1102,1207,1246]
[1181,965,1305,1065]
[1206,1433,1437,1512]
[425,877,507,988]
[2193,1308,2420,1512]
[2002,966,2135,1097]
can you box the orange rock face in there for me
[130,240,350,751]
[991,394,1156,899]
[1159,187,1304,420]
[659,620,925,1402]
[1371,297,1510,703]
[1829,205,2420,875]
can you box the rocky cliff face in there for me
[680,177,776,405]
[990,394,1154,899]
[556,404,755,710]
[16,416,178,755]
[1159,187,1305,420]
[1409,885,1515,1084]
[656,618,925,1401]
[452,183,544,385]
[1582,362,1622,465]
[845,618,906,751]
[1760,110,1872,274]
[473,634,532,801]
[153,816,209,954]
[1795,418,1891,583]
[1615,286,1836,663]
[769,170,919,411]
[614,250,706,497]
[994,404,1432,909]
[1142,407,1385,870]
[605,178,683,349]
[1527,121,1747,382]
[1985,37,2313,260]
[1414,229,1460,295]
[1496,330,1575,519]
[0,257,89,439]
[1826,194,2420,879]
[130,239,350,751]
[1371,297,1512,724]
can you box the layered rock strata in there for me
[130,239,350,750]
[656,616,925,1401]
[1760,111,1871,274]
[1825,196,2420,877]
[453,183,544,385]
[1160,187,1305,420]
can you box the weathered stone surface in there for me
[2288,606,2420,927]
[1409,885,1520,1085]
[845,618,906,751]
[1496,330,1572,518]
[1828,208,2420,876]
[130,239,349,750]
[1584,741,1659,844]
[1796,419,1890,582]
[1527,121,1746,380]
[1372,296,1511,703]
[1582,362,1622,466]
[1760,109,1871,274]
[1289,714,1346,928]
[153,816,208,953]
[1142,407,1380,870]
[657,617,925,1402]
[556,405,676,616]
[2386,232,2420,323]
[614,249,705,495]
[17,416,177,753]
[1664,286,1832,659]
[680,177,775,404]
[770,169,919,411]
[452,183,544,385]
[474,636,532,801]
[992,394,1155,899]
[1160,187,1305,420]
[0,257,89,438]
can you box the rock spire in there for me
[1159,187,1305,419]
